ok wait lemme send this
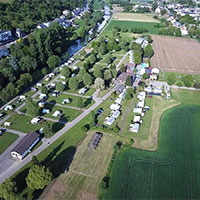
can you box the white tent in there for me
[129,123,140,133]
[152,68,160,74]
[133,108,142,114]
[52,110,61,117]
[134,116,141,122]
[31,117,41,124]
[110,103,121,110]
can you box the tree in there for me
[89,54,96,64]
[104,54,112,64]
[142,73,149,79]
[56,82,65,91]
[42,67,48,75]
[147,35,152,43]
[144,44,154,58]
[61,67,71,78]
[104,69,113,81]
[182,75,194,87]
[26,98,39,117]
[94,68,103,78]
[77,97,84,108]
[41,86,48,94]
[47,55,60,69]
[94,78,105,90]
[125,76,132,86]
[19,55,37,72]
[0,178,17,200]
[167,73,176,85]
[26,164,52,190]
[69,77,79,91]
[121,64,126,72]
[43,121,53,138]
[83,73,93,86]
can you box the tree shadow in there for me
[84,97,92,107]
[60,114,69,123]
[42,142,65,167]
[52,122,65,133]
[49,146,76,178]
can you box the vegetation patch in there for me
[0,132,19,154]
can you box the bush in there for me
[167,73,176,85]
[176,81,183,87]
[194,83,200,89]
[182,75,194,87]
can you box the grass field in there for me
[0,132,18,154]
[103,104,200,199]
[113,13,160,23]
[47,94,95,109]
[104,20,160,35]
[3,114,63,133]
[41,132,116,200]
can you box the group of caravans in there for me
[104,89,126,126]
[130,91,150,133]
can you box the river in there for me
[66,4,111,58]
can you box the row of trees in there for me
[0,0,85,32]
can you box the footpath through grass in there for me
[0,132,18,154]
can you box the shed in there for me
[104,116,115,126]
[88,132,103,149]
[115,98,122,105]
[11,132,40,160]
[110,103,121,110]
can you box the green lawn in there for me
[41,105,82,122]
[3,114,63,134]
[0,132,18,154]
[104,20,160,35]
[47,94,95,109]
[102,105,200,199]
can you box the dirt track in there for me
[151,35,200,74]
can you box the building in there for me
[11,132,40,160]
[126,63,135,75]
[117,72,128,84]
[88,132,103,149]
[0,30,12,42]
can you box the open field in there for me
[113,13,160,23]
[104,20,160,35]
[0,132,18,154]
[151,35,200,74]
[103,104,200,199]
[41,132,116,200]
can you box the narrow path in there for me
[0,114,11,126]
[62,92,91,98]
[119,98,134,135]
[116,52,129,71]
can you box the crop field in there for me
[151,35,200,74]
[104,20,160,35]
[103,105,200,199]
[41,132,116,200]
[113,13,160,23]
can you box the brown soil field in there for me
[113,13,160,23]
[151,35,200,74]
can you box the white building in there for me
[11,132,40,160]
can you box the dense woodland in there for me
[0,8,104,105]
[0,0,85,32]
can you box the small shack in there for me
[88,132,103,150]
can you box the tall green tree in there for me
[47,55,60,69]
[26,165,52,190]
[43,121,54,138]
[144,44,154,58]
[125,75,132,86]
[83,73,93,86]
[61,67,71,78]
[26,98,39,117]
[69,77,79,91]
[0,178,17,200]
